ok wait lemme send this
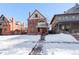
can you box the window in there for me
[65,16,68,19]
[0,23,1,25]
[76,15,79,20]
[35,14,38,18]
[4,28,7,32]
[76,7,79,10]
[72,16,75,19]
[39,20,44,22]
[58,16,61,21]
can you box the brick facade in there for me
[0,14,25,35]
[28,10,48,34]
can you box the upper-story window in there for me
[39,20,44,22]
[65,16,68,19]
[35,14,38,18]
[72,16,75,19]
[76,15,79,20]
[65,16,69,21]
[58,16,61,21]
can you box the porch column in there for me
[57,24,60,33]
[70,23,72,33]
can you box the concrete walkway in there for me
[29,35,45,55]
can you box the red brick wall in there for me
[28,18,48,34]
[2,20,11,35]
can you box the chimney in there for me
[12,17,14,22]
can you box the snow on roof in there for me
[45,33,78,42]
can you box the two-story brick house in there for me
[0,14,10,35]
[28,10,48,34]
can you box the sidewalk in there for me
[29,35,46,55]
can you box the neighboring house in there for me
[50,4,79,33]
[14,21,25,34]
[0,14,25,35]
[10,18,25,34]
[0,14,10,35]
[24,26,27,33]
[28,9,48,34]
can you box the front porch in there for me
[56,21,79,33]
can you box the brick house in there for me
[0,14,10,35]
[0,14,25,35]
[27,10,48,34]
[50,4,79,33]
[9,18,25,34]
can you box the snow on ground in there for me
[45,33,78,42]
[0,35,40,55]
[43,33,79,55]
[43,43,79,55]
[0,33,79,55]
[46,48,79,55]
[0,35,19,40]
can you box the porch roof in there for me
[50,13,79,24]
[36,22,48,28]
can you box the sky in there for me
[0,3,75,26]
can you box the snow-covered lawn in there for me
[0,35,40,55]
[45,33,78,42]
[0,33,79,55]
[44,33,79,55]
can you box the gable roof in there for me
[65,3,79,13]
[0,14,8,22]
[29,9,46,20]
